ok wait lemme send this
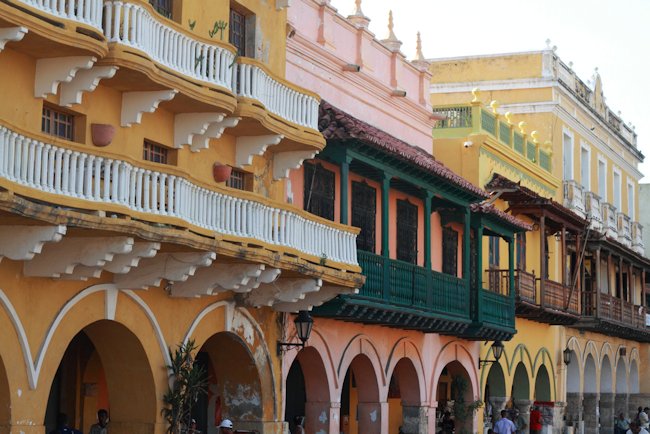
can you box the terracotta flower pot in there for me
[91,123,115,147]
[213,163,232,183]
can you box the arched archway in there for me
[566,349,582,424]
[534,365,551,402]
[0,354,10,433]
[387,358,422,434]
[197,332,264,434]
[44,320,156,434]
[340,354,381,434]
[600,356,615,434]
[583,354,599,434]
[615,360,627,421]
[484,362,506,424]
[600,356,613,393]
[437,361,475,434]
[630,360,639,394]
[284,346,331,434]
[512,363,530,400]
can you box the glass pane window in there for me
[143,140,169,164]
[351,181,376,252]
[488,236,500,268]
[516,233,526,270]
[396,199,418,264]
[42,106,74,140]
[442,227,458,275]
[303,162,335,221]
[227,168,246,190]
[150,0,172,18]
[229,8,246,56]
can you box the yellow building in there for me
[428,49,649,434]
[0,1,362,434]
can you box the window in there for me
[598,158,607,201]
[226,168,252,191]
[442,227,458,275]
[516,233,526,270]
[303,162,335,221]
[488,236,500,268]
[580,144,590,190]
[143,140,170,164]
[42,105,74,140]
[396,199,418,264]
[563,130,574,180]
[627,181,635,218]
[351,181,376,252]
[229,8,247,56]
[149,0,173,18]
[613,169,622,210]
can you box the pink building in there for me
[281,1,528,434]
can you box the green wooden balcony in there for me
[313,250,472,333]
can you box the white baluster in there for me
[68,151,78,196]
[143,170,151,212]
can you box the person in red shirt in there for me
[530,406,543,434]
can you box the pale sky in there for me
[329,0,650,180]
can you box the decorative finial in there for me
[543,140,553,152]
[415,32,424,61]
[531,130,539,143]
[380,10,402,52]
[518,121,527,134]
[347,0,370,29]
[568,61,574,69]
[505,112,513,124]
[471,87,480,103]
[489,100,499,114]
[545,38,551,49]
[552,45,557,52]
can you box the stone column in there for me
[566,393,584,427]
[514,399,533,434]
[305,400,340,434]
[599,393,615,434]
[357,401,384,434]
[552,402,566,434]
[428,402,438,434]
[490,396,509,422]
[582,393,599,434]
[614,394,629,419]
[402,405,429,434]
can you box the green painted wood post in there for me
[508,236,515,298]
[476,224,484,322]
[463,208,471,284]
[340,157,350,225]
[381,172,391,300]
[424,191,433,270]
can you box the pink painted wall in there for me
[286,0,434,151]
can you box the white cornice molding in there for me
[427,49,548,63]
[430,77,555,94]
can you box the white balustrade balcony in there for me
[0,124,358,266]
[632,221,644,255]
[17,0,103,30]
[103,1,236,93]
[602,203,618,239]
[237,59,319,130]
[563,180,586,218]
[617,212,632,247]
[584,191,602,232]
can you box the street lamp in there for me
[563,347,572,365]
[478,341,505,369]
[277,311,314,355]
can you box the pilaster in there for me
[582,393,599,434]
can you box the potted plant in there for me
[91,123,115,147]
[213,163,232,183]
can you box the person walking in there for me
[217,419,233,434]
[529,406,542,434]
[89,409,109,434]
[641,408,650,430]
[616,412,631,434]
[494,410,516,434]
[513,408,527,434]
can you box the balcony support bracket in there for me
[235,135,283,167]
[274,285,358,312]
[190,117,241,152]
[0,225,66,262]
[244,278,322,307]
[0,26,27,52]
[273,150,319,180]
[34,56,96,98]
[169,263,266,298]
[121,90,178,127]
[174,113,225,148]
[59,66,119,107]
[113,252,215,290]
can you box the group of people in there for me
[49,410,110,434]
[491,406,543,434]
[615,407,650,434]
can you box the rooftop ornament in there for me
[471,87,480,103]
[504,112,513,125]
[347,0,370,29]
[489,100,499,114]
[518,121,527,134]
[381,10,402,52]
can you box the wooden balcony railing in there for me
[480,288,515,329]
[584,292,646,329]
[357,251,469,319]
[541,278,579,314]
[16,0,103,30]
[0,122,359,266]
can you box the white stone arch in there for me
[385,338,427,405]
[629,349,640,394]
[566,337,583,393]
[615,355,627,394]
[600,354,613,393]
[584,353,598,394]
[431,340,479,403]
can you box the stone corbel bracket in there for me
[190,117,241,152]
[174,113,225,148]
[23,237,134,278]
[245,278,322,307]
[34,56,97,98]
[113,252,215,290]
[65,242,162,280]
[121,90,178,127]
[274,285,359,312]
[169,263,265,298]
[235,134,283,167]
[273,150,318,180]
[59,66,119,107]
[0,27,27,53]
[0,225,66,262]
